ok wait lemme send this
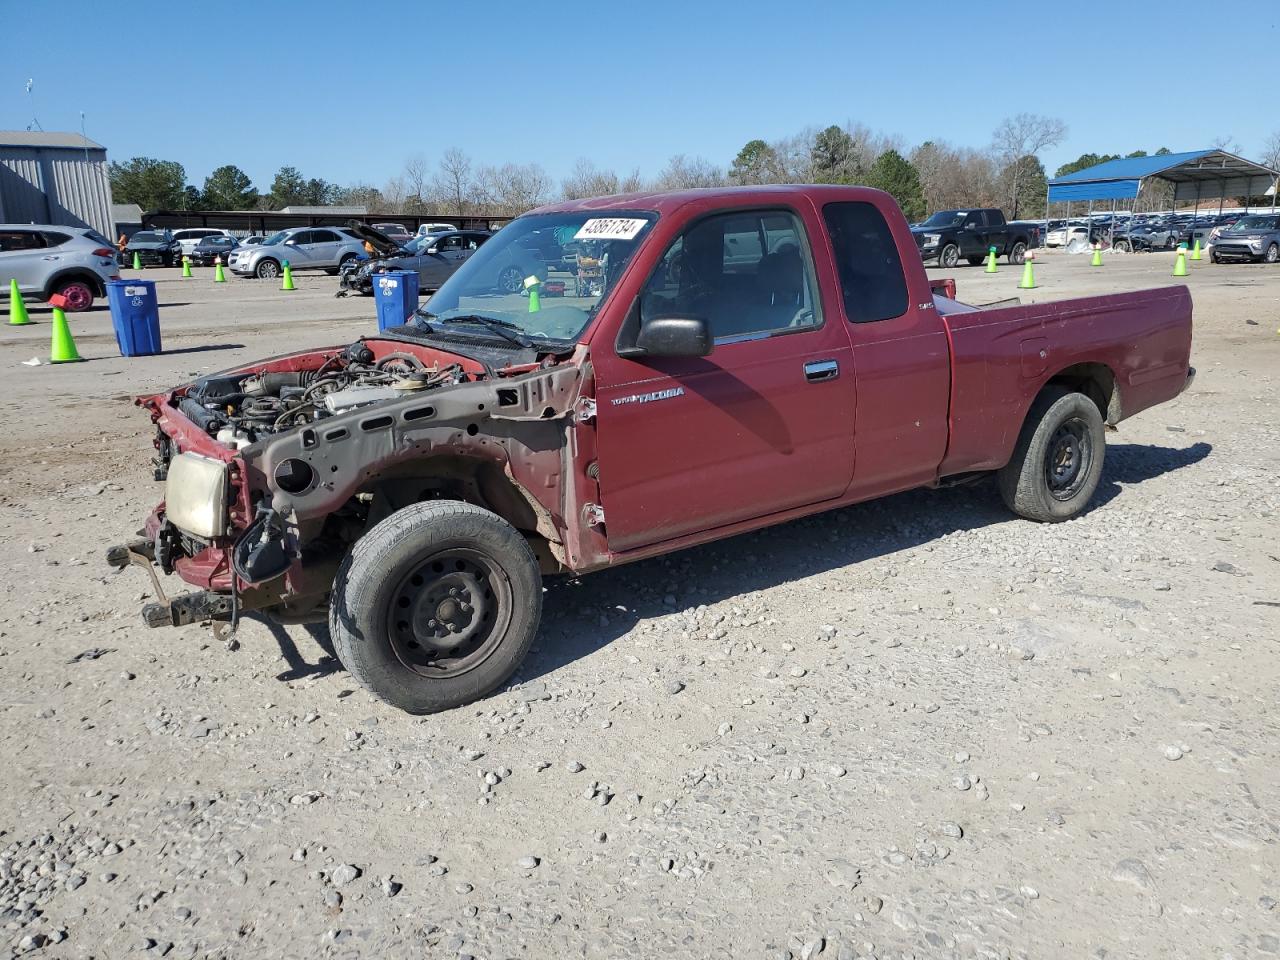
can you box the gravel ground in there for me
[1,251,1277,959]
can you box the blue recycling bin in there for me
[106,279,162,356]
[373,270,420,332]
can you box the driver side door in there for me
[592,205,856,553]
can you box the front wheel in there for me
[1007,241,1027,264]
[997,388,1105,523]
[1113,239,1131,254]
[937,243,960,268]
[256,259,281,280]
[1265,243,1279,264]
[329,501,542,714]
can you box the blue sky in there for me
[1,0,1275,191]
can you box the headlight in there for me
[165,452,228,538]
[922,233,940,245]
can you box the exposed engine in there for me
[178,341,468,448]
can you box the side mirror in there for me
[634,316,712,358]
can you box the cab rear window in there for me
[822,202,909,324]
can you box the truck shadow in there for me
[514,440,1212,686]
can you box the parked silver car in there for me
[0,224,121,311]
[227,226,365,279]
[1210,215,1280,264]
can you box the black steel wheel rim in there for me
[387,547,512,678]
[1044,418,1092,501]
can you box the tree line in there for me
[110,118,1277,222]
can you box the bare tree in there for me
[992,113,1067,218]
[1261,130,1280,173]
[403,152,429,211]
[1210,134,1242,155]
[431,147,473,217]
[379,174,409,213]
[474,162,552,216]
[653,154,723,190]
[561,158,621,200]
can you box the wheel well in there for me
[1045,362,1119,424]
[44,269,105,299]
[361,456,565,574]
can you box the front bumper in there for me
[105,533,235,629]
[1212,242,1263,259]
[130,249,174,266]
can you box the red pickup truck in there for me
[109,185,1194,714]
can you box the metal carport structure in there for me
[1045,150,1280,248]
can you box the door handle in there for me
[804,359,839,382]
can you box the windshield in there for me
[921,211,965,228]
[414,211,657,344]
[261,231,290,246]
[131,232,167,243]
[1228,216,1277,233]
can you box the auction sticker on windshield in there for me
[574,218,647,241]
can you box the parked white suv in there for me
[0,224,121,311]
[172,228,236,257]
[226,226,367,279]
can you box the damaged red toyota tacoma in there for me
[109,185,1194,713]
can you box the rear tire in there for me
[997,388,1105,523]
[54,279,95,312]
[1007,241,1027,264]
[329,501,542,714]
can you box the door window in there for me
[822,202,909,324]
[289,231,316,246]
[309,229,340,244]
[0,230,45,251]
[640,209,821,342]
[436,235,465,252]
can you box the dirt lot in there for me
[1,251,1277,959]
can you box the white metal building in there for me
[0,131,114,237]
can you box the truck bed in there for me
[938,285,1194,476]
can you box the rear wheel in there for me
[997,388,1105,523]
[1113,239,1131,253]
[497,265,524,293]
[1007,241,1027,264]
[54,279,95,312]
[256,259,281,280]
[938,243,960,268]
[329,501,542,714]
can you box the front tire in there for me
[997,388,1105,523]
[938,243,960,269]
[329,501,542,714]
[1265,243,1279,264]
[256,259,281,280]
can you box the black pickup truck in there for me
[912,208,1034,267]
